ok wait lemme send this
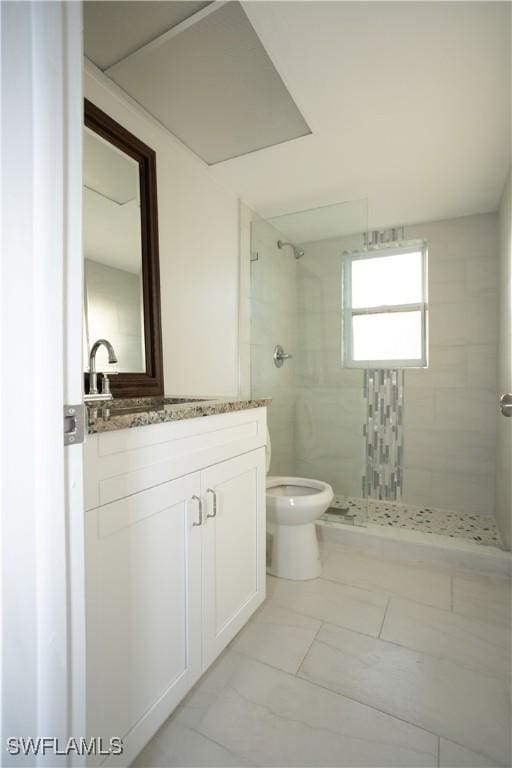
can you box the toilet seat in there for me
[267,475,331,496]
[268,484,318,497]
[266,476,333,526]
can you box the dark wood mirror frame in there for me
[84,99,164,398]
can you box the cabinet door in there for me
[201,448,266,667]
[86,472,203,766]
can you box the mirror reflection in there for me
[83,127,145,373]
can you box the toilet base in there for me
[268,522,322,580]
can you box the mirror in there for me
[83,100,163,398]
[84,129,145,372]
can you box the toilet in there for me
[265,434,334,580]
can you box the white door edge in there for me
[0,2,85,764]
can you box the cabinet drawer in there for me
[84,407,267,510]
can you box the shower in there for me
[277,239,304,259]
[252,197,505,549]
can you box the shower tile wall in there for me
[402,213,498,516]
[292,214,498,518]
[294,235,366,497]
[249,214,298,476]
[246,210,499,521]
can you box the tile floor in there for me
[134,544,511,768]
[321,496,503,548]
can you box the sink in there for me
[162,398,209,405]
[93,397,210,417]
[105,405,156,415]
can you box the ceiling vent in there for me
[85,1,311,165]
[84,1,214,70]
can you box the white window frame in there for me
[342,241,428,368]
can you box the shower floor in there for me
[321,496,503,548]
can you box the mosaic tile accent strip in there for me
[364,227,405,248]
[363,369,404,501]
[320,496,503,548]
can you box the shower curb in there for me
[317,520,512,576]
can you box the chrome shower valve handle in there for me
[273,344,293,368]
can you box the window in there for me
[342,242,427,367]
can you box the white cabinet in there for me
[84,408,267,767]
[202,449,266,667]
[86,473,203,765]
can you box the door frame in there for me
[0,2,85,763]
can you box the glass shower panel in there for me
[250,198,370,528]
[250,214,299,478]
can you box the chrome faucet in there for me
[88,338,118,397]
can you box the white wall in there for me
[403,213,499,516]
[496,170,512,548]
[85,64,241,397]
[85,259,145,372]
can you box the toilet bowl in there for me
[265,435,333,579]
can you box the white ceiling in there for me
[84,129,140,205]
[84,189,142,274]
[83,130,142,273]
[211,1,511,226]
[85,1,511,228]
[267,198,368,243]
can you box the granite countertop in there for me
[86,395,271,434]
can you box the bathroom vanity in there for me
[81,99,269,765]
[84,397,269,766]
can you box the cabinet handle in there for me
[206,488,217,519]
[191,495,203,526]
[500,393,512,417]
